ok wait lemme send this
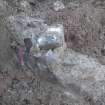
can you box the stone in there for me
[52,49,105,104]
[53,1,65,11]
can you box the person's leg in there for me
[25,46,30,60]
[24,47,33,69]
[18,46,24,66]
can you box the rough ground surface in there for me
[0,0,105,105]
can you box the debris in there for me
[10,41,18,49]
[37,24,65,50]
[37,35,60,50]
[53,1,65,11]
[20,0,31,12]
[45,49,58,62]
[2,0,105,105]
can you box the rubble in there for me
[53,1,65,11]
[45,49,58,62]
[7,13,66,62]
[1,0,105,105]
[52,49,105,105]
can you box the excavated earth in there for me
[0,0,105,105]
